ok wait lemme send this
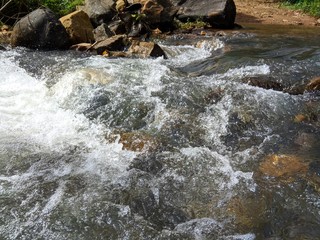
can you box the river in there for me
[0,25,319,239]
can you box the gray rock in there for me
[93,23,115,42]
[82,0,116,27]
[10,8,70,50]
[175,0,236,29]
[92,35,128,54]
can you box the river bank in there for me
[235,0,320,26]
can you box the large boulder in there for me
[81,0,116,27]
[10,8,70,49]
[60,10,95,44]
[133,0,178,30]
[175,0,236,29]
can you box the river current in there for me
[0,25,320,239]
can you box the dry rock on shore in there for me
[10,8,70,50]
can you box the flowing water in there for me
[0,25,320,239]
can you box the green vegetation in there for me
[175,18,208,30]
[282,0,320,17]
[39,0,85,16]
[1,0,85,18]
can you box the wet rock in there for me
[0,45,6,50]
[284,218,320,239]
[204,88,224,104]
[153,205,190,230]
[258,154,308,183]
[305,76,320,92]
[60,10,95,44]
[129,153,163,174]
[11,8,70,50]
[283,85,305,95]
[76,68,113,84]
[307,160,320,192]
[195,38,225,52]
[92,35,129,54]
[172,218,221,239]
[227,195,268,232]
[119,131,159,152]
[242,76,283,91]
[109,169,156,213]
[128,40,167,58]
[102,50,130,58]
[294,132,316,149]
[175,0,236,29]
[82,0,116,27]
[93,23,115,42]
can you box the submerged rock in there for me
[242,76,283,91]
[257,154,308,183]
[227,195,267,233]
[119,131,159,152]
[305,76,320,92]
[307,160,320,192]
[172,218,222,239]
[60,10,95,44]
[11,8,70,50]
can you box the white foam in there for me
[0,54,134,178]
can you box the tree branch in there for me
[0,0,14,12]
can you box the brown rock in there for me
[102,50,129,58]
[60,10,95,44]
[128,40,167,58]
[141,0,164,24]
[305,76,320,92]
[92,35,128,54]
[242,76,283,91]
[227,195,267,232]
[119,132,159,152]
[0,31,12,45]
[307,161,320,192]
[258,154,308,182]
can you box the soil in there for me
[235,0,320,26]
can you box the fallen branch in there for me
[0,0,14,12]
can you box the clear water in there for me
[0,25,319,239]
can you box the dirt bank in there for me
[235,0,320,26]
